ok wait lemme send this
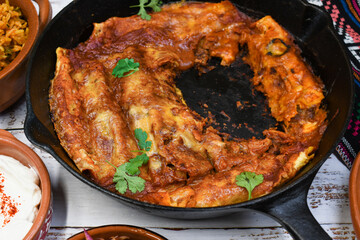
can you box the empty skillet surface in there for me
[176,56,278,140]
[24,0,354,239]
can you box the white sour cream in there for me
[0,155,42,240]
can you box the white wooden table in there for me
[1,0,356,239]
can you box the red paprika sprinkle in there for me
[0,171,19,227]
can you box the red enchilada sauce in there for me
[49,1,328,207]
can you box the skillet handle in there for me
[250,171,331,240]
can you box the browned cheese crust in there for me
[49,1,327,207]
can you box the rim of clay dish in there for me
[0,129,51,240]
[68,225,168,240]
[0,0,39,79]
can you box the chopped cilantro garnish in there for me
[126,153,149,175]
[134,128,152,151]
[236,171,264,200]
[112,58,140,78]
[113,163,146,194]
[130,0,162,20]
[108,128,152,194]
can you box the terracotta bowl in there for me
[68,225,167,240]
[0,0,51,112]
[0,129,52,240]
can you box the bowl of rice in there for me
[0,0,51,112]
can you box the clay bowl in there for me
[350,153,360,238]
[0,0,51,112]
[68,225,167,240]
[0,129,52,240]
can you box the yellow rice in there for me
[0,0,28,71]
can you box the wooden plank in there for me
[48,0,73,16]
[0,97,26,129]
[309,157,352,224]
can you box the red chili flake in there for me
[0,172,19,227]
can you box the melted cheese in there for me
[49,1,327,207]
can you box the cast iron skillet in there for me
[24,0,354,239]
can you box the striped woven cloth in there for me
[308,0,360,168]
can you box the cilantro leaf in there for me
[112,163,147,194]
[130,0,162,20]
[126,174,146,193]
[137,5,151,20]
[112,164,129,194]
[134,128,152,151]
[236,172,264,200]
[115,178,128,194]
[108,128,152,195]
[126,153,149,175]
[146,0,162,12]
[112,58,139,78]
